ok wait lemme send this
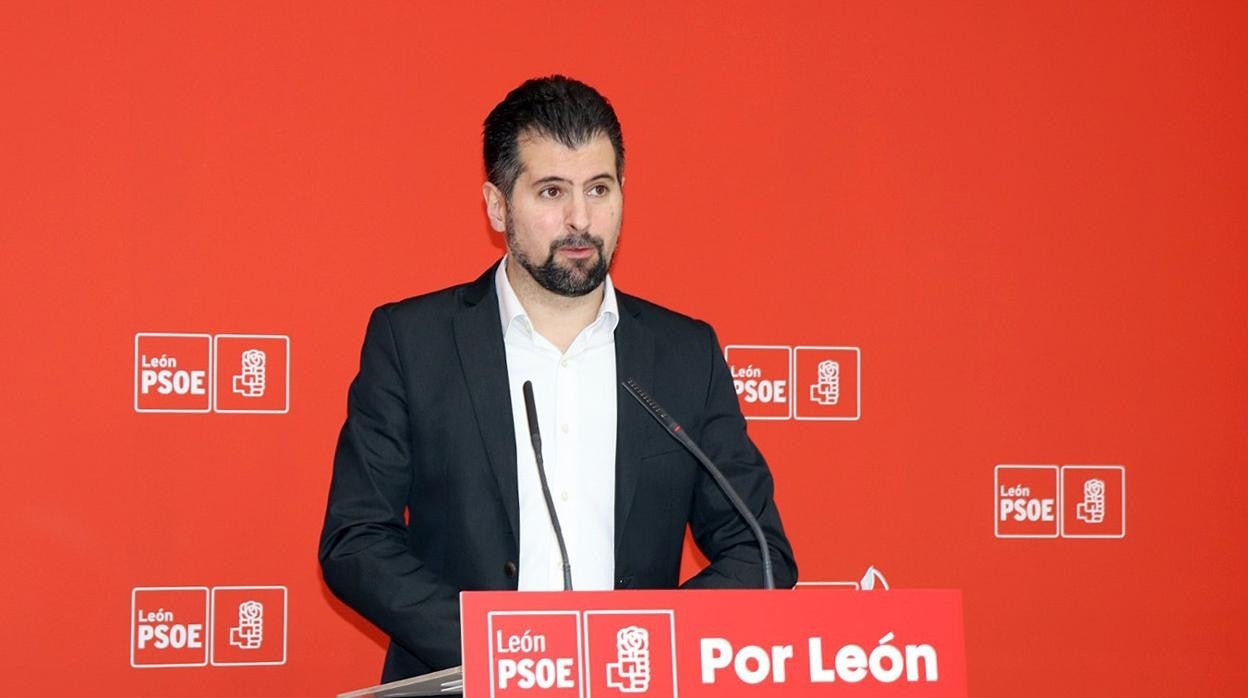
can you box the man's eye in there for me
[588,184,610,196]
[540,187,561,199]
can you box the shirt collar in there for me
[494,256,619,338]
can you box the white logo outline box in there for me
[209,585,289,666]
[724,345,793,421]
[1060,465,1126,539]
[793,346,862,421]
[487,610,582,698]
[133,333,213,413]
[994,464,1061,539]
[212,334,290,414]
[130,586,210,668]
[582,609,678,698]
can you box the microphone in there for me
[621,378,776,590]
[521,380,573,591]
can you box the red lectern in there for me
[340,589,966,697]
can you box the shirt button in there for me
[560,491,569,502]
[560,359,569,368]
[561,423,569,433]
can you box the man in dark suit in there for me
[319,75,797,682]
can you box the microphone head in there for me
[522,380,541,437]
[623,378,674,426]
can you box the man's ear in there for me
[482,181,507,233]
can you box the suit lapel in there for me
[613,294,655,556]
[453,264,520,548]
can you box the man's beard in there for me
[506,217,612,298]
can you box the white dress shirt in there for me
[495,259,618,591]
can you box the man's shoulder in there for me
[381,281,472,315]
[372,267,496,325]
[617,290,717,342]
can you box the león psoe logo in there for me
[1076,478,1107,524]
[809,360,840,406]
[606,626,651,693]
[232,349,266,398]
[229,600,264,650]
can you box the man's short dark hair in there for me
[484,75,625,198]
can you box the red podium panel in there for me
[461,589,966,697]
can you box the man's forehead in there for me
[515,131,618,182]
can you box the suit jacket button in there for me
[503,561,518,577]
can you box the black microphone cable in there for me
[522,380,573,591]
[621,377,776,590]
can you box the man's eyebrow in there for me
[530,173,618,187]
[531,176,573,187]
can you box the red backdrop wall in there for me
[3,1,1246,694]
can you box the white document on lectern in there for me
[337,665,463,697]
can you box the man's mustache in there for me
[550,233,604,252]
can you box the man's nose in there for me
[565,191,590,232]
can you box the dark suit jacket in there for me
[319,264,797,681]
